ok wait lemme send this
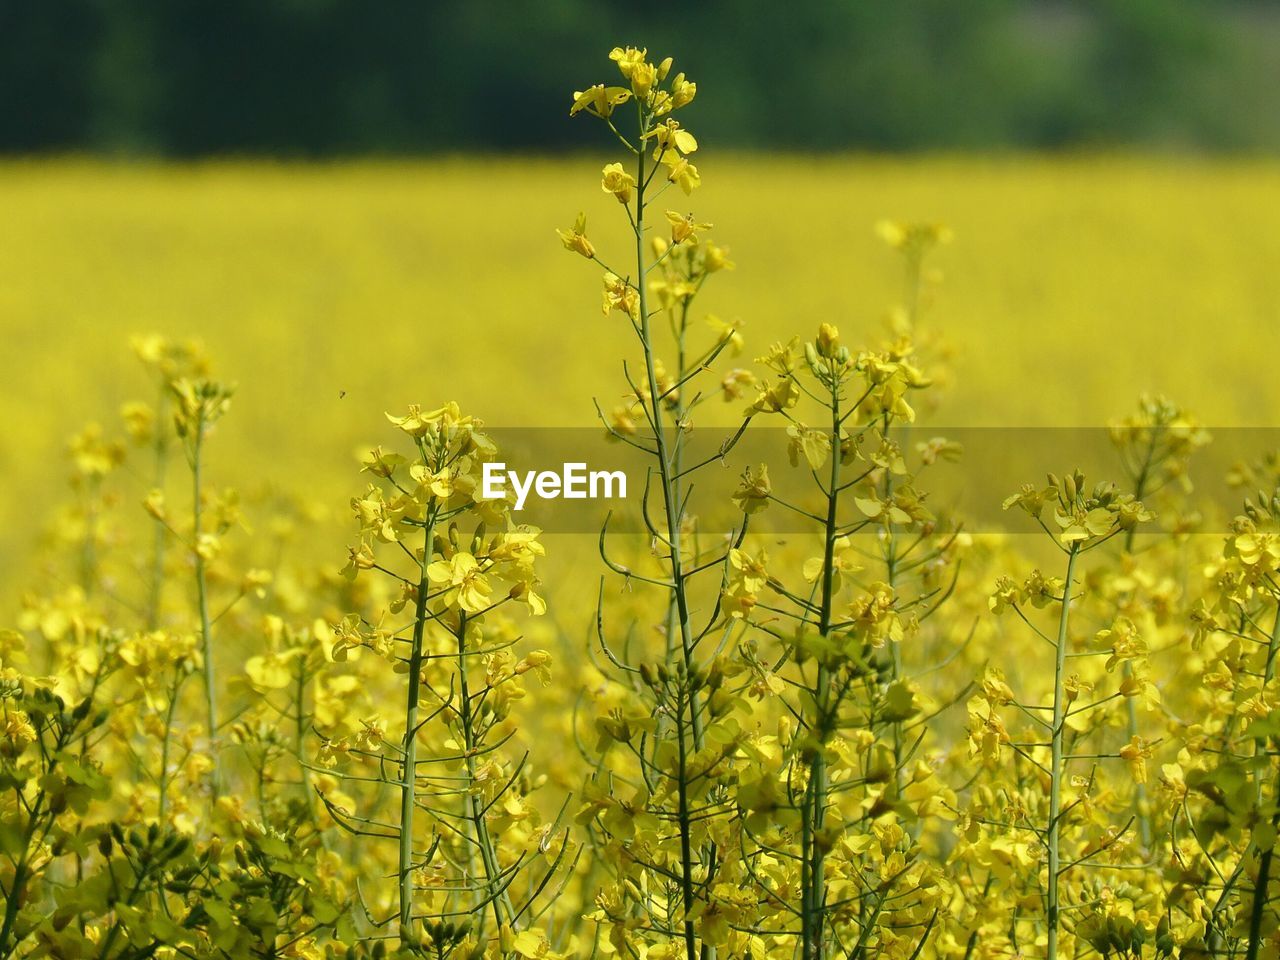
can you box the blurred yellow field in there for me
[3,156,1278,516]
[4,150,1280,959]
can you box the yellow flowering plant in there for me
[8,38,1280,960]
[321,403,571,958]
[564,45,758,960]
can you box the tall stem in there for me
[192,417,219,795]
[399,511,435,941]
[1246,760,1280,960]
[1120,434,1157,849]
[1046,545,1079,960]
[635,125,700,960]
[157,671,183,821]
[802,381,843,960]
[146,383,170,630]
[456,611,515,930]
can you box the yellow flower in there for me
[120,401,155,444]
[651,120,697,157]
[515,649,553,684]
[569,84,631,118]
[68,423,125,479]
[661,155,701,194]
[2,708,38,754]
[746,378,799,415]
[629,60,657,98]
[670,72,696,109]
[665,210,711,245]
[1119,736,1154,785]
[427,551,492,613]
[1054,505,1115,544]
[384,403,437,437]
[706,241,737,272]
[876,220,953,253]
[601,272,639,320]
[728,548,769,594]
[556,212,595,259]
[608,46,648,80]
[732,464,772,514]
[600,162,636,204]
[245,649,299,692]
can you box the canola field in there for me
[3,156,1279,564]
[3,121,1280,960]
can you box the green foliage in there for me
[2,1,1278,154]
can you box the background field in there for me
[2,155,1279,611]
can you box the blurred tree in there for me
[0,0,1274,155]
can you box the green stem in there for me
[146,383,170,630]
[635,120,700,960]
[399,511,435,941]
[1120,437,1157,850]
[295,655,317,817]
[456,612,515,930]
[1046,545,1079,960]
[157,671,184,822]
[802,381,843,960]
[880,410,905,797]
[1246,760,1280,960]
[192,417,219,796]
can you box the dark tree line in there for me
[1,0,1275,156]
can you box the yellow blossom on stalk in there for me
[384,403,435,438]
[702,242,734,272]
[607,403,638,435]
[361,445,406,478]
[1119,736,1154,784]
[666,210,711,245]
[245,648,299,692]
[170,377,234,437]
[661,154,701,194]
[601,272,639,320]
[515,649,553,684]
[68,424,125,479]
[426,551,492,613]
[732,464,772,514]
[556,213,595,259]
[876,220,954,254]
[669,72,696,109]
[728,548,770,595]
[1056,506,1115,543]
[600,163,636,204]
[120,401,155,443]
[746,377,799,415]
[340,541,375,579]
[608,46,647,80]
[2,708,38,754]
[802,536,862,590]
[569,84,631,118]
[650,119,697,157]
